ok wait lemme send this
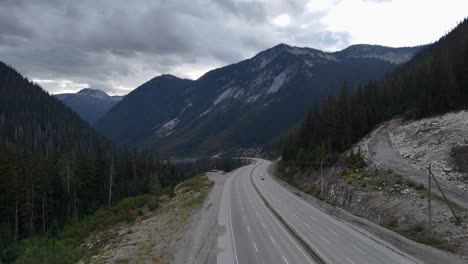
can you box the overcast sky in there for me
[0,0,466,95]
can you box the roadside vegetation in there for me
[4,174,213,264]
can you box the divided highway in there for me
[217,159,421,264]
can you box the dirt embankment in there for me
[82,173,215,264]
[389,111,468,189]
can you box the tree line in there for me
[282,18,468,168]
[0,61,197,254]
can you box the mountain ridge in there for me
[96,43,423,156]
[55,88,123,124]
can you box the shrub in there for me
[345,150,366,170]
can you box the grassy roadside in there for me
[9,174,213,264]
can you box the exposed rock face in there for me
[390,111,468,189]
[97,44,421,156]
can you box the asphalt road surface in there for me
[217,159,422,264]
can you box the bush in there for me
[345,150,366,170]
[403,107,420,120]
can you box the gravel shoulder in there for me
[173,170,229,264]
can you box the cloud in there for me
[274,14,292,26]
[3,0,462,95]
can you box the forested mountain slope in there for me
[0,62,182,248]
[97,44,421,156]
[283,18,468,166]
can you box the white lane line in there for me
[346,257,357,264]
[243,215,246,221]
[320,236,331,245]
[253,242,259,253]
[255,211,259,218]
[247,226,251,233]
[270,236,277,245]
[310,216,318,222]
[293,213,299,219]
[282,256,289,264]
[327,228,338,236]
[228,181,239,264]
[305,223,312,229]
[250,163,315,264]
[261,220,266,228]
[352,245,367,255]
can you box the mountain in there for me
[282,18,468,166]
[55,88,123,124]
[0,61,183,247]
[96,43,422,156]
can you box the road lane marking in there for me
[282,256,289,264]
[352,245,367,255]
[253,242,259,253]
[305,223,312,229]
[293,213,299,219]
[270,236,277,245]
[320,236,331,245]
[327,228,338,236]
[247,226,251,233]
[228,180,239,264]
[243,215,246,221]
[346,257,357,264]
[261,220,266,228]
[249,162,316,264]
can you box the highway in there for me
[217,159,422,264]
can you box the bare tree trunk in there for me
[30,183,34,233]
[108,158,114,208]
[74,185,77,217]
[14,199,19,240]
[41,194,46,233]
[66,163,70,217]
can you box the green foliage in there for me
[399,224,449,251]
[345,150,366,170]
[403,107,420,120]
[6,193,158,264]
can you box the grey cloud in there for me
[0,0,351,94]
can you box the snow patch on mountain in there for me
[179,101,192,115]
[364,53,414,64]
[214,88,234,106]
[156,118,180,137]
[268,69,291,94]
[246,93,261,103]
[200,107,213,117]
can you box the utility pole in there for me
[427,163,432,236]
[429,165,462,226]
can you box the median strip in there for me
[249,162,329,264]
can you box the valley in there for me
[1,1,467,263]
